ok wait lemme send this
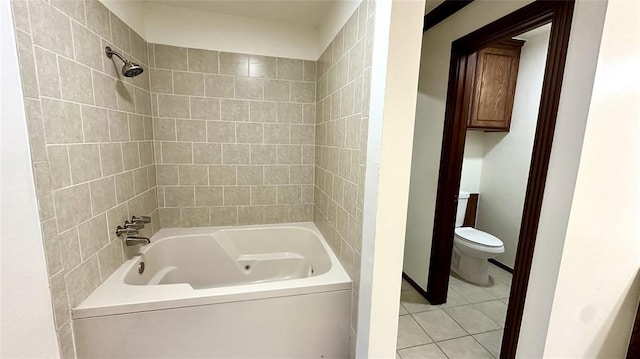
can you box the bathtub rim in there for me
[72,222,352,320]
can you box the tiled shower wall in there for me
[313,0,375,349]
[148,45,317,227]
[10,0,158,357]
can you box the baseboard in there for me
[489,258,513,273]
[401,272,430,301]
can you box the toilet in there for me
[451,191,505,285]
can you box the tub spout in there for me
[125,236,150,246]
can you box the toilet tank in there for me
[456,191,470,227]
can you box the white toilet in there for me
[451,191,505,285]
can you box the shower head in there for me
[105,46,144,78]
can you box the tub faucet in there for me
[125,236,151,246]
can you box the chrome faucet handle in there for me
[115,226,139,237]
[132,215,151,224]
[124,220,144,229]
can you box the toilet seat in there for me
[454,227,503,248]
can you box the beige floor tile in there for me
[398,343,447,359]
[436,336,494,358]
[399,303,409,315]
[450,282,497,303]
[474,329,504,357]
[484,281,511,299]
[474,300,508,327]
[397,315,432,349]
[488,265,512,285]
[402,278,413,291]
[444,305,501,334]
[412,310,467,342]
[401,289,434,313]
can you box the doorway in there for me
[400,1,576,358]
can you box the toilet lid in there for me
[454,227,503,247]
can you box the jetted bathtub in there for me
[72,222,352,358]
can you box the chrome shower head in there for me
[105,46,144,78]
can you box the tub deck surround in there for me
[72,223,351,358]
[72,222,351,319]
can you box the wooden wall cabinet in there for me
[465,39,525,132]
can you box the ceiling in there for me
[143,0,351,28]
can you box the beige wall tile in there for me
[153,118,176,141]
[24,99,47,161]
[174,71,205,96]
[58,57,94,105]
[165,186,195,207]
[264,79,290,101]
[220,99,249,122]
[238,206,264,225]
[82,106,110,142]
[42,98,83,144]
[49,272,69,329]
[157,164,179,185]
[65,255,101,307]
[193,143,222,164]
[47,145,72,189]
[277,58,303,80]
[291,203,313,222]
[264,124,289,144]
[250,101,277,123]
[207,121,235,143]
[303,61,317,82]
[15,31,39,99]
[150,68,173,94]
[90,177,117,215]
[161,142,192,164]
[28,0,74,58]
[133,167,149,194]
[32,162,55,220]
[140,142,153,166]
[237,166,263,185]
[219,52,248,76]
[122,142,141,170]
[110,15,131,53]
[68,144,101,183]
[188,48,218,73]
[129,114,145,141]
[116,82,136,113]
[157,94,190,118]
[159,207,181,227]
[224,186,250,206]
[277,103,303,123]
[114,171,134,203]
[11,0,31,33]
[195,187,223,206]
[222,144,250,164]
[250,144,277,165]
[178,165,208,185]
[33,46,61,98]
[85,0,111,40]
[154,44,187,70]
[290,166,314,184]
[277,145,302,164]
[108,110,130,141]
[134,88,152,116]
[349,40,366,82]
[264,205,290,224]
[251,186,276,205]
[208,165,236,185]
[205,74,234,98]
[290,125,314,144]
[236,123,263,143]
[54,184,92,232]
[41,219,63,275]
[77,214,109,260]
[177,120,206,142]
[291,82,316,103]
[190,97,220,120]
[59,227,81,269]
[277,185,302,204]
[210,207,238,226]
[100,143,123,176]
[130,30,147,64]
[93,70,118,109]
[235,77,263,100]
[264,166,289,185]
[97,239,124,279]
[181,207,210,227]
[71,21,102,70]
[249,55,276,78]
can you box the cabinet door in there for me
[468,41,523,131]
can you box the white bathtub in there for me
[72,222,352,358]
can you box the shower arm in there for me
[105,46,129,64]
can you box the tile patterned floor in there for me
[397,264,512,358]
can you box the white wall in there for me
[0,0,59,356]
[404,0,534,290]
[542,0,640,356]
[356,0,425,357]
[460,131,485,193]
[100,0,362,60]
[476,28,550,268]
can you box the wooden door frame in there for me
[423,1,575,357]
